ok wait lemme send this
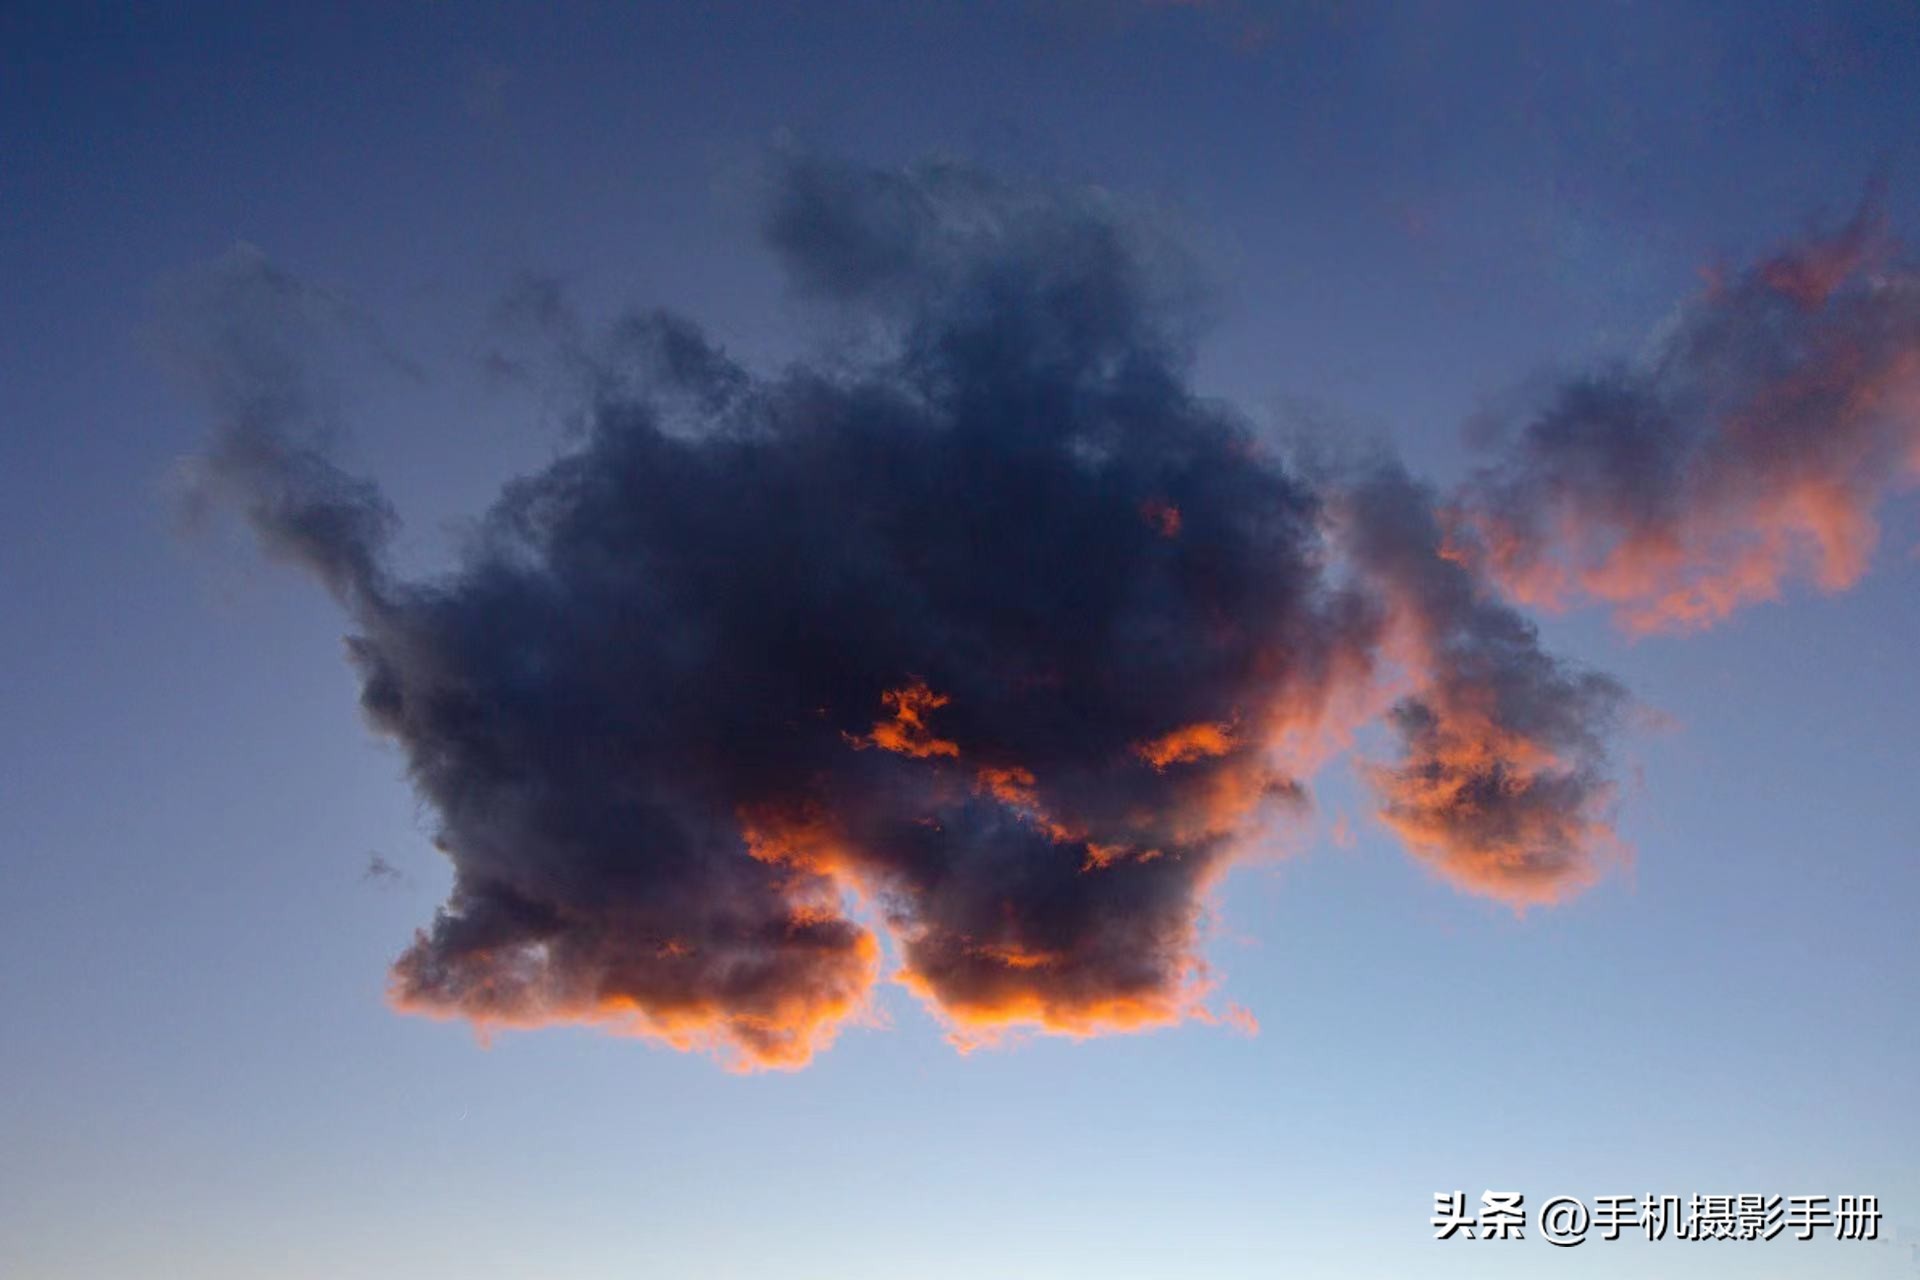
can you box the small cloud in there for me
[363,853,407,887]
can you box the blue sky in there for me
[4,3,1918,1277]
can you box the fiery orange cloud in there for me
[1359,596,1623,909]
[895,949,1236,1052]
[1079,841,1133,870]
[965,940,1061,970]
[734,721,1267,1052]
[388,915,881,1073]
[974,763,1039,807]
[1337,467,1627,909]
[738,803,858,879]
[1453,205,1920,634]
[848,680,961,758]
[969,761,1175,870]
[972,763,1087,847]
[1364,694,1621,908]
[1133,721,1236,768]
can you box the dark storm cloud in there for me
[1449,196,1920,634]
[169,156,1629,1068]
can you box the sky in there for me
[3,3,1919,1277]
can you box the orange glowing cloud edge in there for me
[1375,799,1629,912]
[728,748,1274,1054]
[768,668,1610,908]
[1362,704,1628,912]
[1446,266,1920,636]
[1330,550,1632,913]
[385,927,885,1074]
[894,956,1259,1054]
[1133,720,1237,768]
[388,661,1622,1067]
[846,678,960,758]
[1455,465,1917,637]
[886,849,1262,1051]
[386,871,1264,1071]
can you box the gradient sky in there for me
[4,3,1919,1277]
